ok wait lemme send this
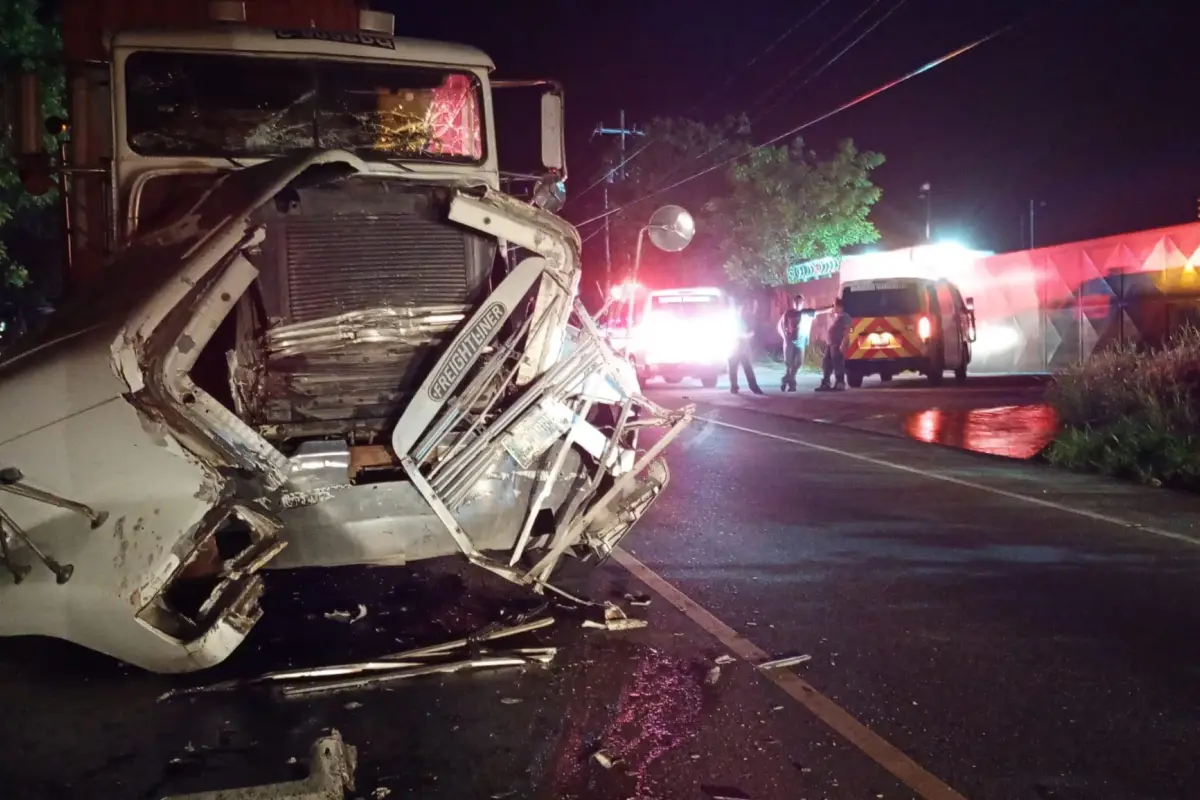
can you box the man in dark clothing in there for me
[728,300,763,395]
[816,296,851,391]
[777,293,816,391]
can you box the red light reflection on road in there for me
[904,405,1059,459]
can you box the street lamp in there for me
[626,205,696,328]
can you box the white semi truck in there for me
[0,1,691,673]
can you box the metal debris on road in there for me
[280,656,539,699]
[582,618,648,632]
[323,604,368,624]
[500,697,523,705]
[757,654,812,670]
[714,654,736,665]
[578,600,648,631]
[383,616,555,660]
[372,788,392,799]
[157,617,557,701]
[623,592,652,606]
[592,751,614,769]
[160,729,356,799]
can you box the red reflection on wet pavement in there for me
[904,405,1059,459]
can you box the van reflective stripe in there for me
[844,316,925,360]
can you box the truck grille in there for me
[283,213,472,323]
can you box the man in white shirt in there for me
[777,293,816,392]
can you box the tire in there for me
[847,372,864,388]
[662,374,683,385]
[700,374,718,389]
[954,345,968,384]
[879,372,893,383]
[925,344,946,386]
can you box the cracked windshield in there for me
[124,51,484,161]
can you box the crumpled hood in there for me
[0,151,370,377]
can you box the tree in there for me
[593,115,749,277]
[0,0,66,290]
[715,138,884,287]
[591,117,884,289]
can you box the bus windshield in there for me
[124,51,485,162]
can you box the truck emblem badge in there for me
[428,302,507,402]
[274,30,397,50]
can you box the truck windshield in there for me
[842,286,924,317]
[124,51,485,162]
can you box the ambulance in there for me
[840,277,976,387]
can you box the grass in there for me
[1045,326,1200,490]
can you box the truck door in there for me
[935,280,963,368]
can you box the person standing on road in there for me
[777,293,816,392]
[729,298,764,395]
[816,296,851,392]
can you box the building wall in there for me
[787,224,1200,373]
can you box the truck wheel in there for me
[879,372,893,383]
[847,370,864,388]
[700,374,718,389]
[927,347,946,386]
[663,374,682,385]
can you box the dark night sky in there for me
[386,0,1194,260]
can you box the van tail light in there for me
[917,316,932,340]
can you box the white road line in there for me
[613,548,968,800]
[699,415,1200,548]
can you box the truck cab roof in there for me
[110,27,496,70]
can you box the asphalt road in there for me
[5,394,1200,799]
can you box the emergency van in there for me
[840,277,976,387]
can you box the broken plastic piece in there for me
[592,751,614,769]
[160,729,356,799]
[324,604,367,624]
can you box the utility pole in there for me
[919,182,932,242]
[592,111,644,295]
[1029,199,1046,249]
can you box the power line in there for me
[751,0,910,124]
[748,0,886,119]
[575,20,1023,234]
[682,0,837,116]
[639,0,907,196]
[569,0,837,207]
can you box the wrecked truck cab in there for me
[0,154,348,672]
[0,151,691,673]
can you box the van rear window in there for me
[842,287,923,317]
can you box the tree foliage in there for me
[593,116,884,288]
[0,0,66,289]
[715,138,884,286]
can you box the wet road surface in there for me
[647,367,1057,459]
[624,404,1200,800]
[5,396,1200,798]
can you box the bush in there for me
[1045,327,1200,489]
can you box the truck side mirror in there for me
[540,91,565,172]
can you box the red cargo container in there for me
[62,0,363,62]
